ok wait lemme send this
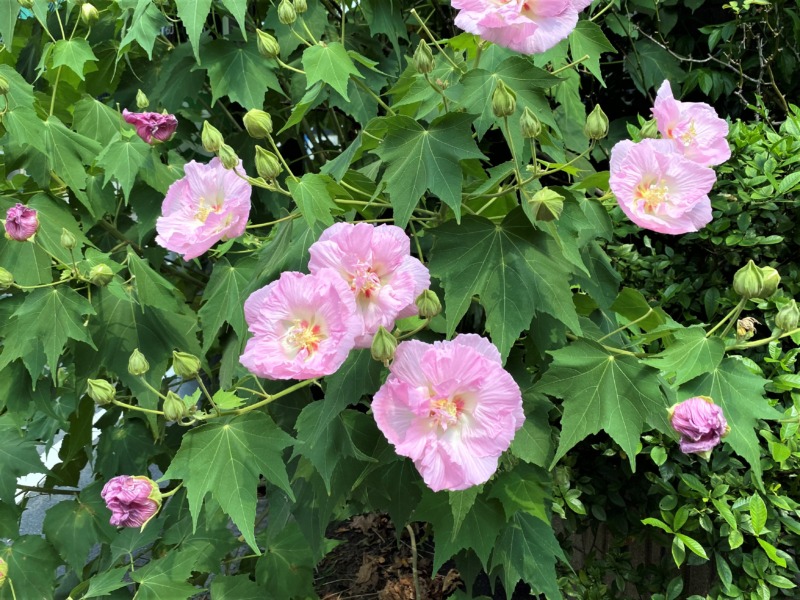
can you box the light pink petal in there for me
[451,334,502,365]
[390,340,434,388]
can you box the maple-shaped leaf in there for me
[163,412,294,552]
[643,326,726,386]
[535,339,667,468]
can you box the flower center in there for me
[679,120,697,145]
[350,262,382,299]
[195,196,223,223]
[282,319,325,358]
[635,180,670,214]
[429,395,464,430]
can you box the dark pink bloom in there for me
[122,109,178,144]
[101,475,162,528]
[4,203,39,241]
[669,396,729,457]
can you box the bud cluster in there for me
[732,260,780,300]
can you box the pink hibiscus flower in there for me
[101,475,162,528]
[240,269,360,380]
[122,109,178,144]
[609,139,717,235]
[669,396,729,457]
[308,223,430,348]
[372,334,524,492]
[451,0,592,55]
[4,203,39,241]
[652,80,731,167]
[155,158,251,260]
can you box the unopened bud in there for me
[60,228,76,250]
[80,3,99,26]
[294,0,307,13]
[128,348,150,376]
[760,266,780,298]
[256,29,280,59]
[135,88,149,109]
[255,146,283,181]
[640,119,659,139]
[371,326,397,364]
[584,105,608,140]
[528,187,564,222]
[201,121,224,153]
[162,391,187,422]
[415,289,442,319]
[89,263,113,287]
[278,0,297,25]
[733,260,764,300]
[0,76,9,96]
[413,40,435,75]
[776,300,800,332]
[172,351,201,378]
[0,556,6,588]
[218,143,239,170]
[87,379,116,406]
[0,267,13,290]
[492,80,516,118]
[243,109,273,138]
[17,0,34,9]
[736,316,760,341]
[520,107,541,139]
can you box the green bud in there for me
[413,40,435,75]
[86,378,116,406]
[256,29,280,59]
[218,143,239,170]
[243,109,273,138]
[0,76,9,96]
[492,80,516,118]
[370,326,397,364]
[528,187,565,222]
[776,300,800,332]
[0,267,13,290]
[89,263,113,287]
[17,0,34,9]
[733,260,764,300]
[162,391,187,422]
[60,228,76,250]
[80,3,99,26]
[520,107,542,139]
[415,289,442,319]
[584,105,609,141]
[760,266,781,298]
[128,348,150,376]
[640,118,659,139]
[172,351,201,378]
[135,88,149,110]
[294,0,308,13]
[277,0,297,25]
[201,121,224,153]
[255,146,283,181]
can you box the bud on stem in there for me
[492,80,516,118]
[201,121,224,153]
[128,348,150,376]
[255,146,283,181]
[278,0,297,25]
[584,105,608,140]
[135,89,149,110]
[371,326,397,364]
[256,29,280,59]
[413,40,435,75]
[243,109,273,138]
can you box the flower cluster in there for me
[240,223,430,380]
[122,109,178,144]
[669,396,729,459]
[610,81,730,235]
[451,0,592,55]
[101,475,162,528]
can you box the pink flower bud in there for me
[101,475,162,528]
[5,203,39,241]
[0,556,6,588]
[122,109,178,144]
[668,396,729,457]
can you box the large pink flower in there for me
[609,139,717,235]
[372,334,524,492]
[155,158,251,260]
[240,269,360,380]
[122,109,178,144]
[652,81,731,167]
[451,0,592,55]
[308,223,430,348]
[669,396,729,457]
[4,203,39,241]
[101,475,162,528]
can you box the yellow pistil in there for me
[284,320,324,357]
[635,181,669,214]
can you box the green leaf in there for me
[536,339,667,468]
[625,39,685,94]
[749,493,767,535]
[756,538,786,567]
[203,40,283,109]
[287,173,338,228]
[0,235,52,286]
[255,522,316,598]
[199,257,256,350]
[51,39,97,80]
[163,412,295,553]
[681,358,780,482]
[84,567,130,598]
[42,115,103,194]
[0,418,46,502]
[302,42,362,100]
[96,132,150,200]
[73,97,124,145]
[510,392,554,467]
[712,498,737,530]
[610,288,668,331]
[488,463,551,524]
[449,486,481,540]
[211,574,264,599]
[569,21,615,86]
[0,2,18,48]
[642,517,674,533]
[643,327,726,385]
[0,536,60,600]
[375,113,485,227]
[43,497,110,572]
[676,533,708,560]
[175,0,212,62]
[127,248,185,312]
[217,0,248,37]
[119,0,169,59]
[429,211,580,361]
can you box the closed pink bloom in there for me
[669,396,729,456]
[451,0,591,55]
[101,475,162,528]
[4,203,39,241]
[0,556,6,587]
[609,139,717,235]
[122,109,178,144]
[372,334,524,492]
[652,81,731,167]
[240,269,360,380]
[155,158,251,260]
[308,223,430,348]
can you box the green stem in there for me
[707,299,746,338]
[396,318,431,341]
[195,375,219,416]
[49,67,62,116]
[409,9,464,73]
[266,134,299,182]
[16,484,79,495]
[277,58,305,74]
[12,278,71,290]
[726,326,800,351]
[597,308,654,342]
[299,18,318,44]
[590,1,615,22]
[246,213,299,229]
[112,398,165,416]
[353,77,395,116]
[503,116,524,186]
[160,483,183,498]
[228,378,318,417]
[406,525,422,600]
[551,54,589,76]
